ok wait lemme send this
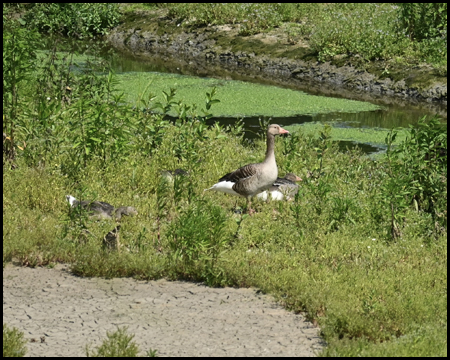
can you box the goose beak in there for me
[295,176,303,182]
[279,127,289,135]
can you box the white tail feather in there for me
[205,181,241,196]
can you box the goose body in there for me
[257,173,302,201]
[65,195,137,220]
[205,124,289,213]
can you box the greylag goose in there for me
[256,173,302,201]
[65,195,138,220]
[205,124,289,214]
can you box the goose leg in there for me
[247,197,256,216]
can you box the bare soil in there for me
[3,264,325,357]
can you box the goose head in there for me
[267,124,289,136]
[115,206,138,220]
[284,173,303,182]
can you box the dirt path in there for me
[3,264,324,357]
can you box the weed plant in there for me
[3,12,447,357]
[3,323,157,357]
[3,324,27,357]
[85,326,157,357]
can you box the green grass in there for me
[321,325,447,357]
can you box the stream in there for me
[44,37,447,155]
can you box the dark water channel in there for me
[109,51,446,155]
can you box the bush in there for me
[380,116,447,239]
[23,3,120,38]
[3,8,39,165]
[309,4,408,61]
[396,4,447,65]
[397,3,447,42]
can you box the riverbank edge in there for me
[106,11,447,113]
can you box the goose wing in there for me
[94,201,115,212]
[219,163,258,183]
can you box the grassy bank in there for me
[122,3,447,75]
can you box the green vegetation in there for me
[153,3,447,73]
[86,327,157,357]
[3,6,447,358]
[17,3,120,38]
[3,324,27,357]
[7,3,446,74]
[116,72,380,117]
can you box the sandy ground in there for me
[3,264,324,357]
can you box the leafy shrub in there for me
[396,4,447,66]
[23,3,120,38]
[380,116,447,239]
[397,3,447,41]
[309,4,408,61]
[3,10,39,164]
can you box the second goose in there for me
[256,173,302,201]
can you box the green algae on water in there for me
[285,121,409,146]
[115,72,380,117]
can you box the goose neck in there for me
[264,133,276,163]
